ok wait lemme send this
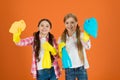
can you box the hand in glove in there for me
[82,31,90,42]
[83,17,98,40]
[9,20,26,43]
[13,28,22,43]
[42,42,57,56]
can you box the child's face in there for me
[38,21,51,36]
[64,17,77,34]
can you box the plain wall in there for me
[0,0,120,80]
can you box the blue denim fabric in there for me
[65,66,88,80]
[37,67,57,80]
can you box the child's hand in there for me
[83,17,98,38]
[82,31,90,42]
[9,20,26,34]
[13,28,22,43]
[42,42,57,56]
[9,20,26,43]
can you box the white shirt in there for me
[37,37,46,70]
[58,32,91,69]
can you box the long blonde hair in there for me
[61,13,84,63]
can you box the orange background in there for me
[0,0,120,80]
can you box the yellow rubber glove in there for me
[9,20,26,43]
[42,42,57,68]
[82,31,90,42]
[58,42,66,58]
[13,28,21,43]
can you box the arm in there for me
[57,37,63,58]
[81,17,98,49]
[53,38,59,58]
[80,32,91,50]
[16,36,34,46]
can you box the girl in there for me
[58,13,91,80]
[14,19,61,80]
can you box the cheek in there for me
[46,28,50,32]
[65,26,70,30]
[73,26,77,31]
[38,27,41,31]
[73,23,77,28]
[65,24,70,28]
[64,24,67,28]
[73,23,76,27]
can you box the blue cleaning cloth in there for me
[84,17,98,38]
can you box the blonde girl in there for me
[58,13,91,80]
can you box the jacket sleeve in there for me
[53,38,59,58]
[80,32,91,50]
[16,36,34,46]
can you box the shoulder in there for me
[57,37,62,44]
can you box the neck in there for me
[68,31,75,37]
[39,33,48,38]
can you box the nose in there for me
[67,23,72,27]
[43,26,46,29]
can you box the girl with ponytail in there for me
[58,13,91,80]
[14,19,61,80]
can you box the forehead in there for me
[65,17,76,22]
[40,21,50,25]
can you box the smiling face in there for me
[38,20,51,37]
[64,17,78,36]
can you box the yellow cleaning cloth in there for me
[58,42,66,58]
[9,20,26,34]
[42,42,57,68]
[9,20,26,43]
